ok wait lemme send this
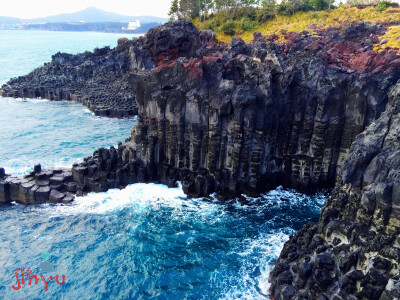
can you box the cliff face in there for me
[269,84,400,300]
[127,21,399,198]
[1,20,400,299]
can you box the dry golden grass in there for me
[193,7,400,47]
[373,24,400,52]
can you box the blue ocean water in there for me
[0,97,136,175]
[0,185,326,299]
[0,30,327,299]
[0,30,139,174]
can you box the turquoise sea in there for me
[0,30,326,299]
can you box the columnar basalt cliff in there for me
[127,21,399,198]
[1,20,399,299]
[269,84,400,300]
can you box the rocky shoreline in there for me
[0,40,138,118]
[1,20,399,299]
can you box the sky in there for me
[1,0,171,19]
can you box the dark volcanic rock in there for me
[269,84,400,299]
[0,167,75,204]
[126,21,399,198]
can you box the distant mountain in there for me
[0,7,168,24]
[21,22,161,34]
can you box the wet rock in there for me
[8,178,21,201]
[315,268,335,289]
[270,83,400,299]
[49,176,63,185]
[35,172,47,181]
[35,186,50,203]
[381,276,400,300]
[0,44,137,118]
[0,180,10,203]
[281,285,296,299]
[18,182,35,204]
[49,189,64,203]
[66,182,77,193]
[298,262,313,279]
[50,183,63,191]
[37,180,50,187]
[34,164,41,173]
[316,254,335,271]
[72,166,87,184]
[62,195,74,204]
[63,172,73,182]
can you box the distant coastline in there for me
[0,22,161,34]
[0,6,168,34]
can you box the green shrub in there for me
[277,3,291,15]
[277,0,306,16]
[222,21,236,36]
[256,6,276,22]
[232,6,257,21]
[376,1,387,11]
[207,19,221,30]
[311,12,320,18]
[309,0,329,10]
[240,17,257,31]
[379,1,399,6]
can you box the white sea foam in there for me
[35,183,188,216]
[10,181,324,299]
[220,230,291,299]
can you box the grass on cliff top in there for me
[193,7,400,52]
[374,24,400,51]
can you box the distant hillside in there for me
[32,7,168,24]
[0,7,168,25]
[21,22,161,34]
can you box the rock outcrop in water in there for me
[0,165,74,204]
[0,40,137,117]
[1,20,399,299]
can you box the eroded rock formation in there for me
[1,20,399,299]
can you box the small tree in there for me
[169,0,179,20]
[309,0,329,10]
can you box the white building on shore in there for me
[122,21,141,31]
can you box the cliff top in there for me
[193,6,400,53]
